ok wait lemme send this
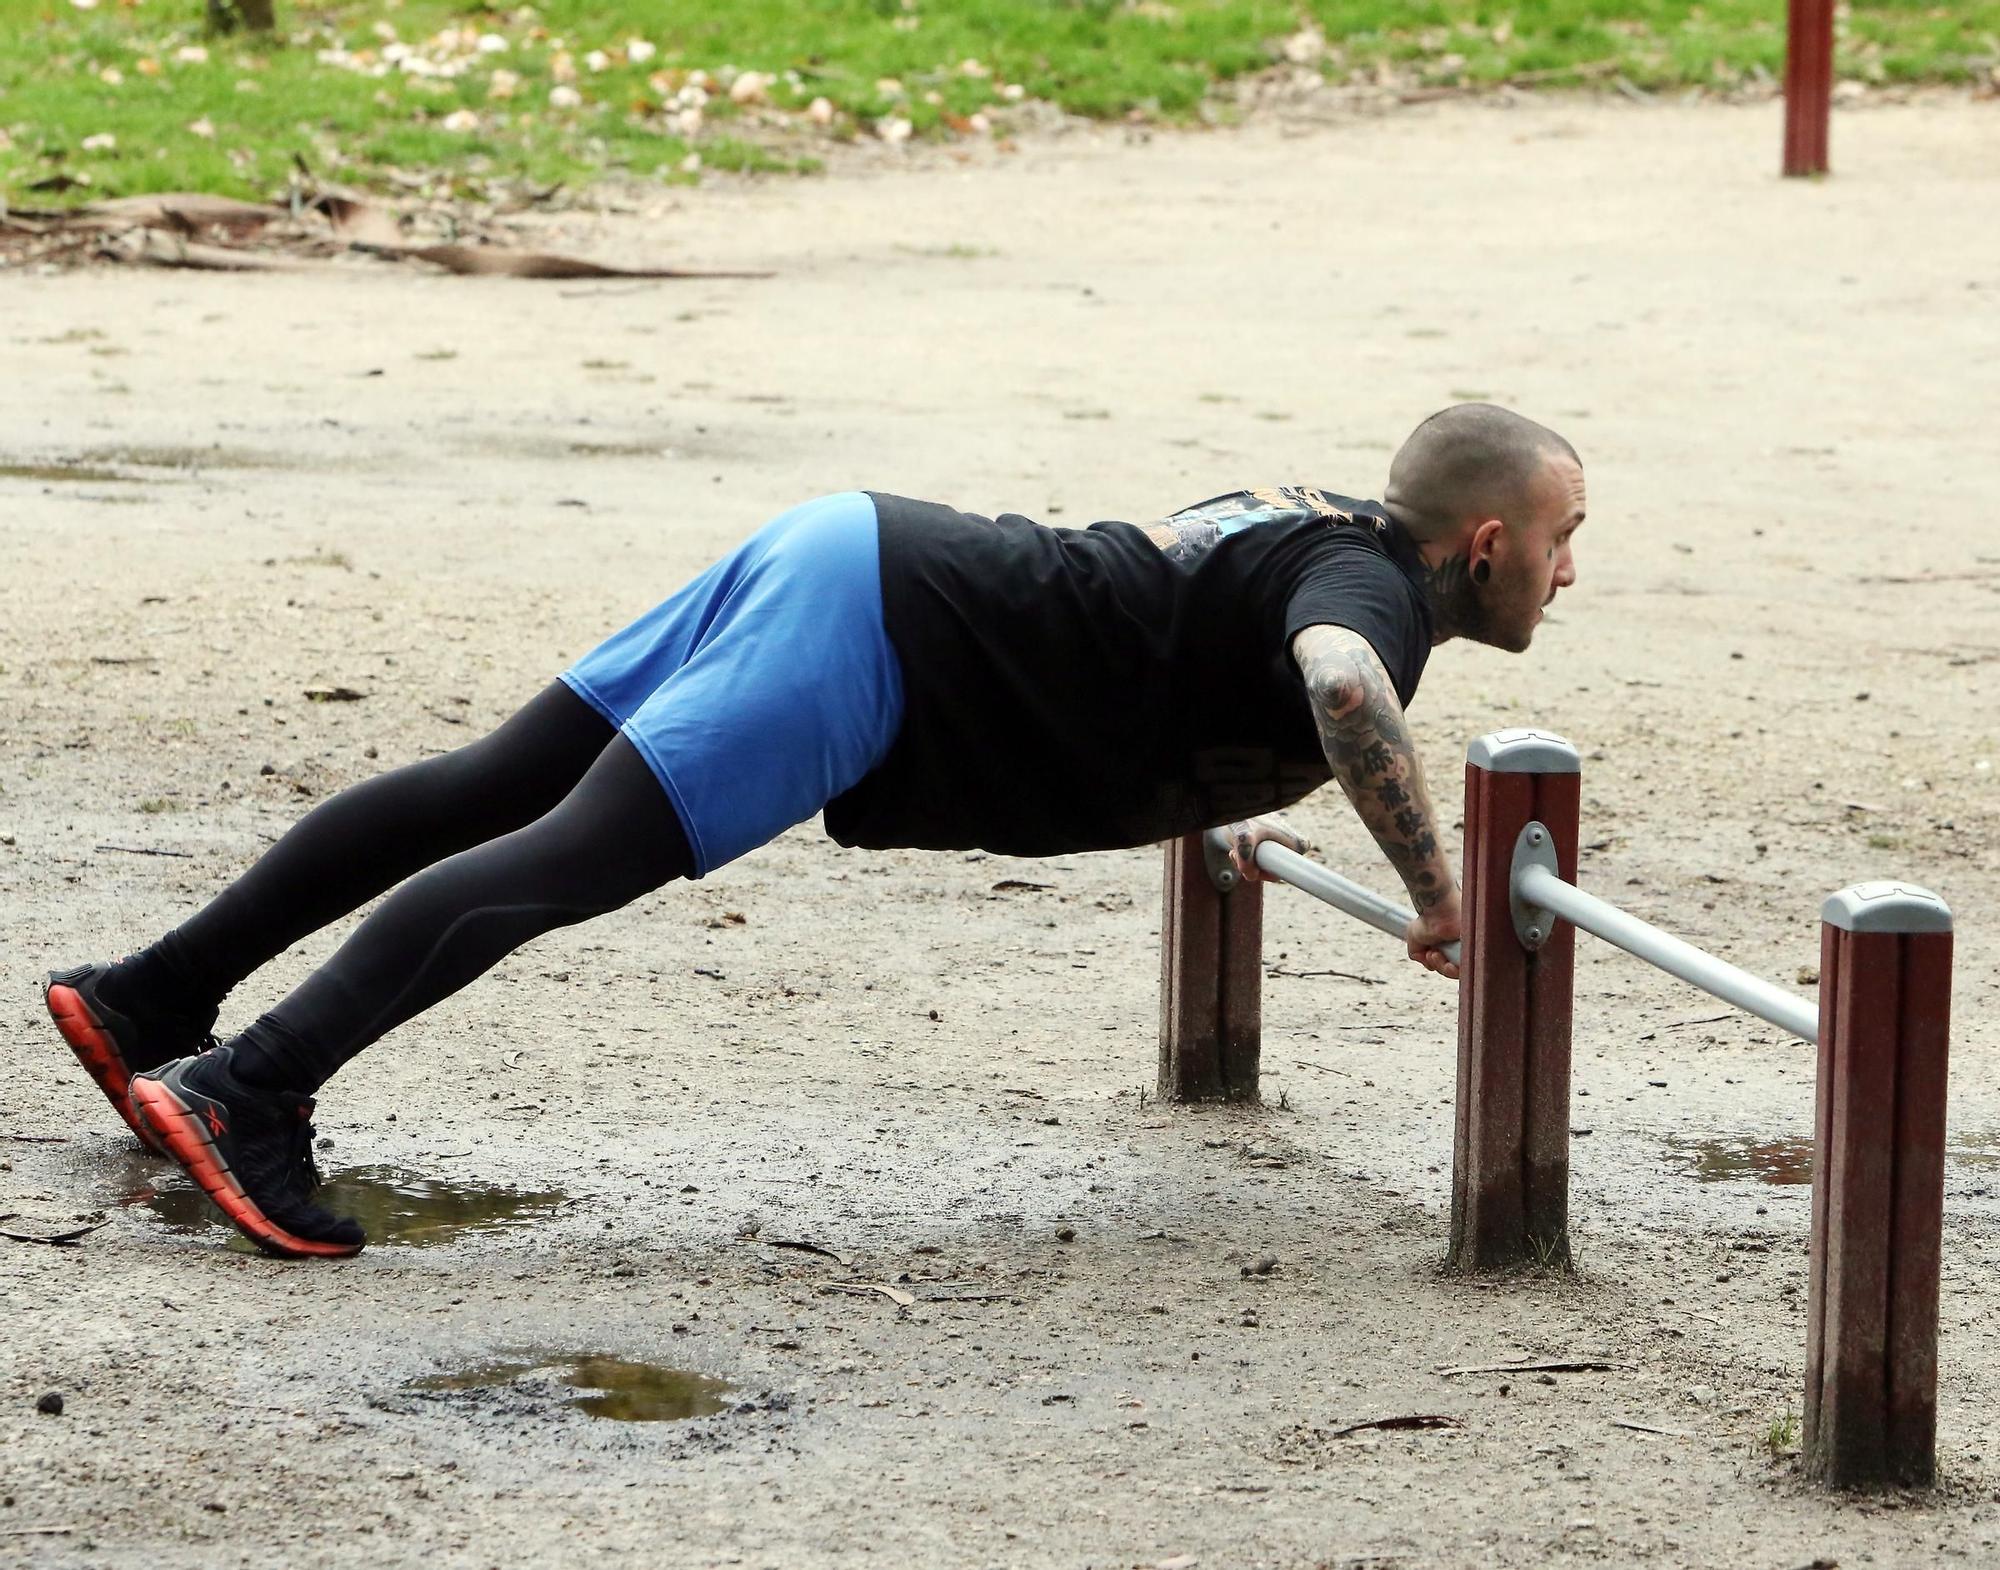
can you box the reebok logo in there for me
[204,1105,226,1138]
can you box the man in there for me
[43,402,1585,1259]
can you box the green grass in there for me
[1765,1407,1801,1457]
[2,0,1995,205]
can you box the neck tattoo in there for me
[1421,554,1487,643]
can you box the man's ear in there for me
[1467,516,1506,582]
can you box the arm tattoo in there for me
[1290,623,1458,911]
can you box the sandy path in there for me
[3,98,1999,1567]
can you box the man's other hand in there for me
[1225,815,1309,884]
[1405,895,1462,980]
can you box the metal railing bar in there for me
[1242,838,1463,969]
[1514,862,1820,1044]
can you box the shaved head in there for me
[1384,404,1580,544]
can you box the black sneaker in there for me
[129,1047,365,1259]
[42,963,220,1155]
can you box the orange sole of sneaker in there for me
[128,1078,363,1259]
[44,981,167,1155]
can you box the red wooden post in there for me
[1805,881,1953,1487]
[1448,730,1581,1272]
[1159,832,1263,1102]
[1784,0,1836,177]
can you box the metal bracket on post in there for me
[1510,821,1559,951]
[1201,827,1241,894]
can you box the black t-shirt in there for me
[822,486,1433,856]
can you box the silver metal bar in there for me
[1514,861,1820,1044]
[1237,837,1461,968]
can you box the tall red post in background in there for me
[1784,0,1836,176]
[1448,730,1581,1272]
[1805,881,1953,1487]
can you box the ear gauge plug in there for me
[1472,559,1492,584]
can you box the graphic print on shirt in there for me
[1139,485,1376,564]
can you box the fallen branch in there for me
[2,1220,108,1247]
[1435,1358,1632,1379]
[389,242,772,281]
[3,188,779,281]
[1327,1413,1463,1438]
[763,1238,854,1268]
[817,1281,916,1309]
[1611,1419,1690,1437]
[93,844,195,859]
[1267,967,1384,985]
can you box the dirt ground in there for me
[4,95,2000,1569]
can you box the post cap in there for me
[1822,881,1953,934]
[1466,728,1581,775]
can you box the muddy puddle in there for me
[126,1164,568,1249]
[0,462,140,484]
[411,1355,732,1422]
[84,444,288,471]
[1664,1133,2000,1186]
[0,446,287,484]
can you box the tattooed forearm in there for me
[1291,623,1458,911]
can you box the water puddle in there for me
[411,1355,732,1422]
[1664,1133,2000,1187]
[126,1164,568,1249]
[1664,1136,1814,1186]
